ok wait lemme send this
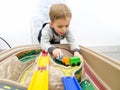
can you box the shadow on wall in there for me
[0,37,12,49]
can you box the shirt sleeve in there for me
[65,30,80,53]
[40,25,55,52]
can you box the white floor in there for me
[101,52,120,62]
[87,46,120,62]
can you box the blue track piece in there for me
[62,76,82,90]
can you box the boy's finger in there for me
[57,52,61,59]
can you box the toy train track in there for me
[62,76,82,90]
[0,79,27,90]
[0,82,26,90]
[0,45,40,62]
[28,70,48,90]
[28,51,49,90]
[0,44,119,90]
[37,52,49,66]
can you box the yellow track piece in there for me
[37,55,49,66]
[28,70,48,90]
[28,54,49,90]
[55,66,78,76]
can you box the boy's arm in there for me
[66,30,80,54]
[66,31,83,60]
[40,26,55,53]
[41,30,62,58]
[40,25,62,57]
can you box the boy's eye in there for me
[58,25,69,28]
[66,25,69,27]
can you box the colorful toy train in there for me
[56,56,81,66]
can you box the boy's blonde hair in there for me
[49,4,72,22]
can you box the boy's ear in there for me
[49,22,54,28]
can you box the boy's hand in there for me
[52,48,63,59]
[74,51,83,61]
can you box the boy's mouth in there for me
[59,33,64,35]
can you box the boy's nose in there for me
[62,27,66,32]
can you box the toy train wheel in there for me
[61,62,69,66]
[65,64,69,66]
[77,62,80,66]
[61,62,65,65]
[71,63,75,66]
[60,61,63,64]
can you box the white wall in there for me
[67,0,120,46]
[0,0,38,49]
[32,0,120,46]
[0,0,120,49]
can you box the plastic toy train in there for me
[56,56,81,66]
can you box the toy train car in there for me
[58,56,81,66]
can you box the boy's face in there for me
[50,17,71,36]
